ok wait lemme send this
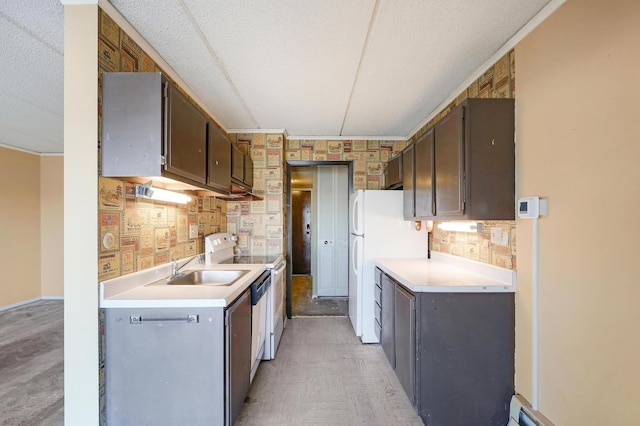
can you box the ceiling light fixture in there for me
[437,221,484,233]
[135,181,192,204]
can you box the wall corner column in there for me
[62,2,99,424]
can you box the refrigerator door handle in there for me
[351,236,360,275]
[352,191,362,235]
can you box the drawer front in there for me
[374,284,381,305]
[374,301,381,324]
[374,318,381,340]
[375,268,382,286]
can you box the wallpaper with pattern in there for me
[227,133,287,257]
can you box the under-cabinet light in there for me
[135,181,191,204]
[437,221,484,233]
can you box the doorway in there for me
[287,163,351,317]
[292,189,312,275]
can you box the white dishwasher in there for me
[249,270,270,382]
[205,232,286,361]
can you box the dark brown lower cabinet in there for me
[378,271,514,426]
[394,283,416,405]
[380,272,396,368]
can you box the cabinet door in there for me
[225,290,251,426]
[434,105,464,216]
[402,144,415,220]
[394,284,416,405]
[231,143,245,183]
[380,273,396,368]
[384,154,402,189]
[207,123,231,193]
[414,128,434,218]
[244,153,254,188]
[164,83,207,184]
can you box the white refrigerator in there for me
[349,189,428,343]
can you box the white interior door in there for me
[316,165,349,297]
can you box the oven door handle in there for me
[272,262,286,276]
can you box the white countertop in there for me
[376,252,516,293]
[99,256,267,308]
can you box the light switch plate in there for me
[189,224,198,239]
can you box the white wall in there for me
[63,4,99,424]
[515,0,640,423]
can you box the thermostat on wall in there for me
[518,197,540,219]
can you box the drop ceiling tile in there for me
[0,10,63,153]
[342,0,551,136]
[109,0,259,130]
[0,93,63,151]
[182,0,376,135]
[0,0,63,53]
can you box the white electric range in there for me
[205,233,286,374]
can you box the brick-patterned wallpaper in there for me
[97,9,227,280]
[412,50,517,270]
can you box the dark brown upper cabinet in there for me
[230,143,251,193]
[414,128,435,218]
[164,82,207,185]
[207,122,231,195]
[405,98,515,221]
[100,72,230,193]
[384,153,403,190]
[434,107,464,217]
[101,73,205,186]
[402,143,415,219]
[403,128,435,220]
[243,153,254,189]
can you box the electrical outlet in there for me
[189,224,199,239]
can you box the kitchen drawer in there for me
[374,318,381,341]
[374,284,381,306]
[374,301,381,325]
[375,268,382,286]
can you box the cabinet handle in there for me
[129,315,199,324]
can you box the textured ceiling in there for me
[0,0,557,154]
[0,0,63,154]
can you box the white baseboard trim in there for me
[41,296,64,300]
[0,296,64,312]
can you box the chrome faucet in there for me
[171,259,179,277]
[171,255,203,277]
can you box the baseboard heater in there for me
[508,394,555,426]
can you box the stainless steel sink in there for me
[150,270,250,286]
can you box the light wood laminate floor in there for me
[0,300,64,426]
[237,317,423,425]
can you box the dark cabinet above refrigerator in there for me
[384,153,403,190]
